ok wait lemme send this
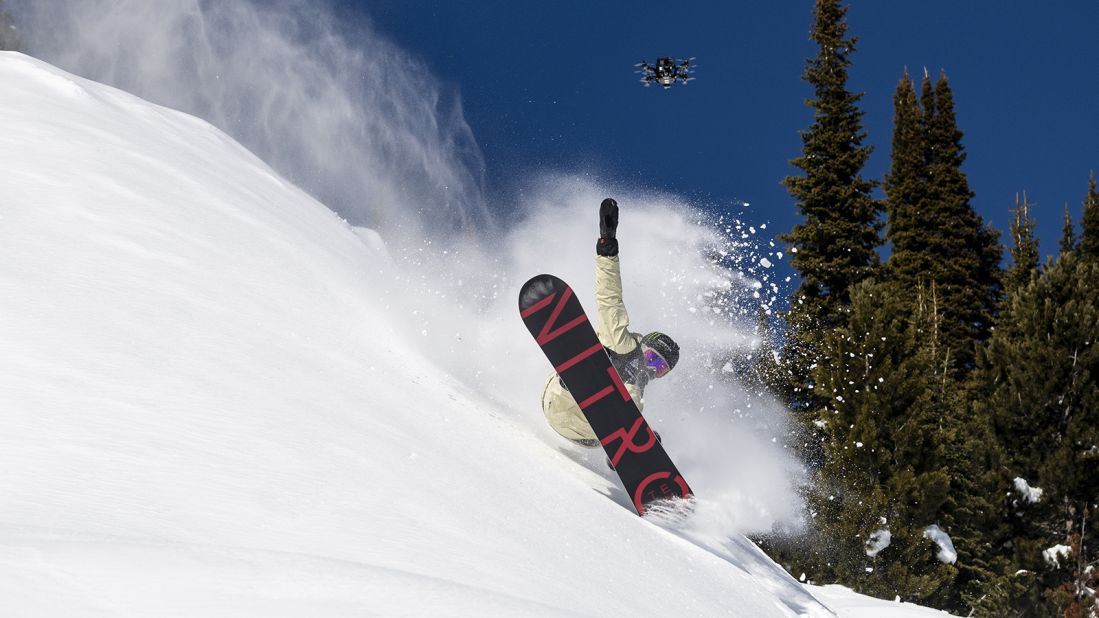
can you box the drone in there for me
[635,57,696,89]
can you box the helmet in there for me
[640,332,679,371]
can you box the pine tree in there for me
[885,69,1003,374]
[766,0,882,583]
[781,0,881,317]
[777,0,881,457]
[920,71,1002,372]
[877,67,1010,614]
[884,70,929,287]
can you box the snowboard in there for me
[519,273,692,516]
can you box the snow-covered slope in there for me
[0,52,949,617]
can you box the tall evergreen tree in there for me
[884,70,929,287]
[778,0,881,439]
[924,71,1001,371]
[884,70,1001,373]
[870,66,1012,614]
[765,0,881,583]
[782,0,881,317]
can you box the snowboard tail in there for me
[519,274,692,515]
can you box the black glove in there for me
[599,198,618,239]
[596,198,619,256]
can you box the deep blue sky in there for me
[343,1,1097,265]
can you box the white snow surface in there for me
[0,52,953,617]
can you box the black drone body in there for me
[635,57,695,89]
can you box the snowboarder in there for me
[541,198,680,448]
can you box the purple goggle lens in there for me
[643,347,670,378]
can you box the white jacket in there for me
[541,255,645,444]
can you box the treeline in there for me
[757,1,1098,616]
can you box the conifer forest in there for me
[759,1,1098,615]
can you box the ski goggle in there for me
[643,346,671,378]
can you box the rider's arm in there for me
[594,255,636,354]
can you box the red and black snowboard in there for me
[519,274,692,516]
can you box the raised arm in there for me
[595,255,635,353]
[593,198,636,354]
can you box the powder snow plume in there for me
[12,0,806,537]
[11,0,491,236]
